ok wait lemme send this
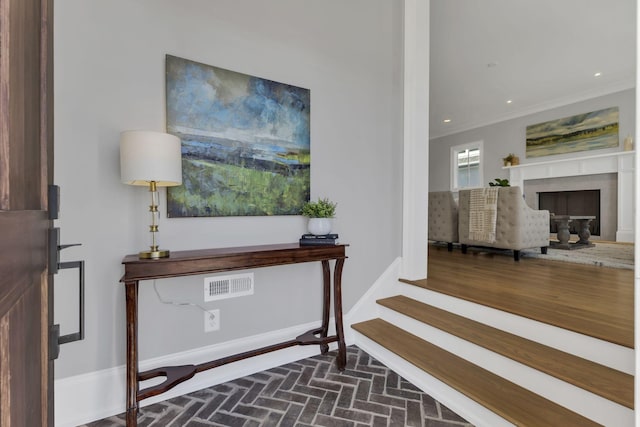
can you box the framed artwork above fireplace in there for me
[525,107,619,158]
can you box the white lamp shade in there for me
[120,130,183,186]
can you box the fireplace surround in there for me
[525,175,615,240]
[507,151,634,242]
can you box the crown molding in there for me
[430,78,636,140]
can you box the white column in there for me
[401,0,429,280]
[633,2,639,421]
[633,0,640,425]
[617,153,635,242]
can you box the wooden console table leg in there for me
[320,260,331,354]
[125,281,139,427]
[333,258,346,370]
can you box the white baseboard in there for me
[344,257,402,341]
[55,320,335,427]
[616,229,635,242]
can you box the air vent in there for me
[204,273,254,302]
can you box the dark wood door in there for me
[0,0,54,425]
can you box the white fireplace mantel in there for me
[506,151,635,242]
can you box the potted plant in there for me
[301,197,337,235]
[502,153,519,166]
[488,178,510,187]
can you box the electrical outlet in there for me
[204,309,220,332]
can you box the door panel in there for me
[1,281,43,427]
[0,0,53,425]
[0,0,45,211]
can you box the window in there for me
[451,141,483,191]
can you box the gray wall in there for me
[53,0,403,378]
[429,89,636,191]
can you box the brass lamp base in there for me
[139,249,170,259]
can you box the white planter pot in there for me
[307,218,332,235]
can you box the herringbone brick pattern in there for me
[84,346,473,426]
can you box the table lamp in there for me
[120,130,182,259]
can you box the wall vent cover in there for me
[204,273,254,302]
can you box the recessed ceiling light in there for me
[594,72,602,77]
[443,119,452,123]
[506,99,513,104]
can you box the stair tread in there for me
[378,295,633,409]
[352,318,601,427]
[407,246,633,348]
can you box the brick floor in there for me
[83,346,473,427]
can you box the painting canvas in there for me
[525,107,619,158]
[166,55,310,217]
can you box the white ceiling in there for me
[429,0,637,139]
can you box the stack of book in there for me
[299,233,339,246]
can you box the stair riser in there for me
[353,333,514,427]
[399,282,634,374]
[378,306,634,426]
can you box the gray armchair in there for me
[428,191,459,251]
[458,186,549,261]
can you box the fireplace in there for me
[523,174,616,241]
[507,151,634,242]
[538,190,600,236]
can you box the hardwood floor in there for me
[401,245,634,348]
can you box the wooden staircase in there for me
[350,246,634,426]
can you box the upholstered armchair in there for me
[428,191,459,251]
[458,186,549,261]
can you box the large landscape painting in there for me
[525,107,619,158]
[166,55,310,217]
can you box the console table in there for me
[120,243,348,426]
